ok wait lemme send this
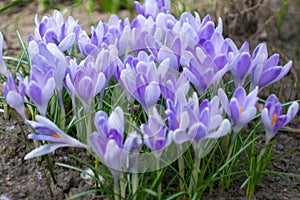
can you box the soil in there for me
[1,0,300,199]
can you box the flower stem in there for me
[178,152,185,191]
[188,155,201,195]
[156,157,162,200]
[132,173,138,200]
[114,177,120,200]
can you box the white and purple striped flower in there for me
[2,73,26,119]
[261,95,299,143]
[218,86,258,133]
[24,115,89,160]
[89,107,142,171]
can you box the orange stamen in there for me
[153,135,159,141]
[271,114,277,126]
[239,106,243,113]
[177,117,181,125]
[51,133,62,138]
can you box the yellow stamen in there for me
[177,117,181,125]
[271,114,277,126]
[153,135,159,141]
[51,133,62,138]
[239,106,243,113]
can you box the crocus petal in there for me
[206,119,231,139]
[24,143,69,160]
[0,32,8,77]
[173,130,190,144]
[144,82,160,109]
[108,106,124,135]
[261,108,272,131]
[58,32,75,51]
[238,107,257,125]
[218,88,230,116]
[104,140,126,171]
[229,98,240,123]
[285,101,299,125]
[188,122,207,141]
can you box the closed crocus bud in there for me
[2,73,26,119]
[261,95,299,143]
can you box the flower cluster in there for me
[0,0,298,179]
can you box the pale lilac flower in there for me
[202,18,229,70]
[2,73,26,119]
[141,107,172,157]
[218,86,258,133]
[227,40,251,87]
[146,30,181,71]
[170,94,230,150]
[24,65,55,116]
[24,115,89,160]
[28,40,67,96]
[130,15,156,54]
[250,43,292,91]
[261,95,299,143]
[120,53,169,110]
[29,10,80,52]
[78,15,130,57]
[134,0,170,19]
[65,58,106,109]
[165,87,189,131]
[160,72,189,101]
[0,32,8,77]
[89,107,142,171]
[182,47,229,95]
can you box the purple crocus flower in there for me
[141,107,172,157]
[134,0,170,19]
[261,95,299,143]
[120,53,169,110]
[89,107,142,171]
[2,73,26,119]
[160,72,189,102]
[218,86,258,133]
[130,15,156,54]
[29,10,80,52]
[24,65,55,116]
[28,40,67,97]
[250,43,292,91]
[227,40,251,87]
[78,15,130,57]
[65,57,106,109]
[0,32,8,77]
[24,115,89,160]
[170,94,230,151]
[146,30,181,71]
[182,46,229,95]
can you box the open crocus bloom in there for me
[218,86,258,133]
[261,94,299,143]
[89,106,142,172]
[25,115,89,160]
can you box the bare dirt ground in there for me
[0,0,300,199]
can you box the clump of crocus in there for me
[261,94,299,143]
